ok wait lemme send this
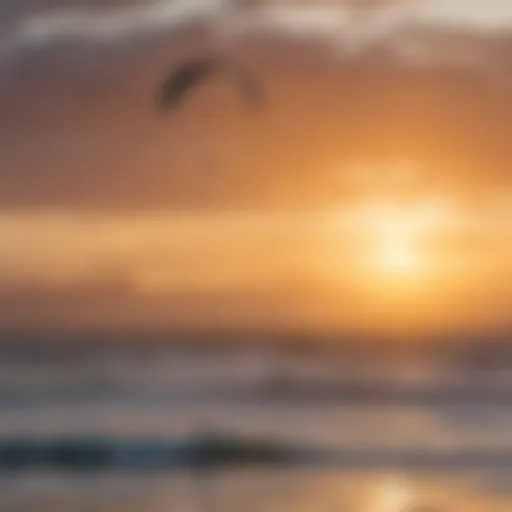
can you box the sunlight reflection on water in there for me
[2,469,512,512]
[366,474,413,512]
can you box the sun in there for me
[320,194,467,329]
[355,200,440,282]
[323,196,452,291]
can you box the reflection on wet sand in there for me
[2,469,512,512]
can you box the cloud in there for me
[418,0,512,29]
[0,270,322,331]
[0,206,511,332]
[0,0,224,49]
[1,1,511,63]
[0,1,510,212]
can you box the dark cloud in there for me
[0,276,322,330]
[0,0,152,18]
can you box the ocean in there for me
[2,339,512,511]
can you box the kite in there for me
[156,56,264,112]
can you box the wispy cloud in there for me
[419,0,512,29]
[0,0,226,60]
[2,1,512,62]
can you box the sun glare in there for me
[348,198,448,282]
[321,195,456,322]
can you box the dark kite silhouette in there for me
[156,56,264,112]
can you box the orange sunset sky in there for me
[1,0,512,334]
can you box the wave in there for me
[3,434,512,471]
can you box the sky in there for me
[1,0,512,335]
